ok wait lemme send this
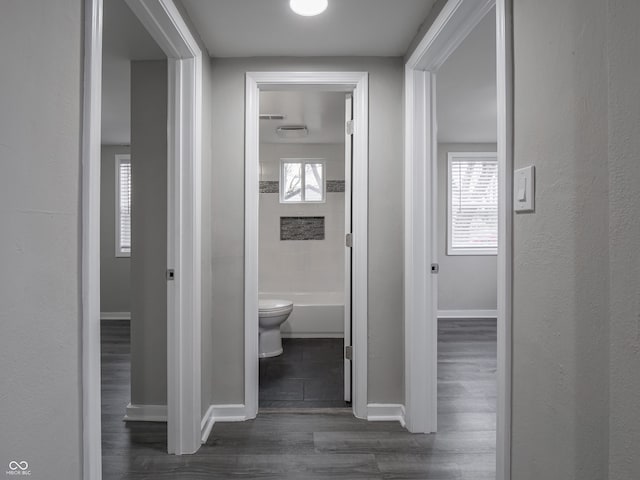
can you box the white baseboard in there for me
[201,405,216,444]
[437,309,498,319]
[101,311,131,321]
[367,403,406,427]
[200,404,251,444]
[123,403,167,422]
[281,333,344,339]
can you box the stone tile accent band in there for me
[326,180,346,193]
[260,180,345,194]
[260,181,279,194]
[280,216,325,241]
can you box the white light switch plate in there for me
[514,165,535,213]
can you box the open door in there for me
[344,93,354,403]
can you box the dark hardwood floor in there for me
[259,338,349,408]
[101,319,496,479]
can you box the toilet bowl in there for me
[258,299,293,358]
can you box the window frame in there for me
[279,158,326,204]
[447,151,498,256]
[115,154,131,258]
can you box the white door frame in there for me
[403,1,512,480]
[82,0,203,475]
[244,72,369,420]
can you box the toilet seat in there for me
[259,299,293,317]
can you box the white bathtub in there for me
[259,292,344,338]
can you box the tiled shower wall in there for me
[259,143,345,294]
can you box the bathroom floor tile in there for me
[259,338,346,408]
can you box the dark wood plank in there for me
[101,318,497,479]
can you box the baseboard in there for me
[123,403,167,422]
[201,405,216,444]
[367,403,406,427]
[101,311,131,321]
[437,309,498,319]
[200,404,251,443]
[281,333,344,339]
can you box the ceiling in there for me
[101,0,495,146]
[180,0,437,57]
[101,0,164,145]
[436,8,497,143]
[260,91,345,144]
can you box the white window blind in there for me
[280,159,325,203]
[115,154,131,257]
[447,152,498,255]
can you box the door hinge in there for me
[431,263,439,274]
[346,120,354,136]
[345,345,353,360]
[345,233,353,248]
[166,269,175,281]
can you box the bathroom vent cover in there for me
[276,125,308,138]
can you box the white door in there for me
[344,93,354,402]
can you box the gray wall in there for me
[101,145,132,313]
[0,1,83,478]
[511,0,610,478]
[130,60,168,406]
[208,57,404,405]
[607,1,640,477]
[437,144,497,311]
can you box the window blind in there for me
[117,156,131,256]
[448,154,498,254]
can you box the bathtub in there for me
[259,292,344,338]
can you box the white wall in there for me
[130,60,168,406]
[437,143,497,312]
[100,145,131,314]
[259,143,345,295]
[209,57,405,405]
[0,1,83,477]
[200,52,214,417]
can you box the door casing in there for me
[244,72,369,420]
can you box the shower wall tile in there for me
[280,216,325,241]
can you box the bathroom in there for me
[257,89,350,408]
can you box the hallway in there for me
[101,319,496,479]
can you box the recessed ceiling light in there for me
[289,0,328,17]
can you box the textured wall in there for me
[100,145,131,313]
[607,0,640,477]
[209,57,404,404]
[130,60,168,406]
[0,1,83,478]
[437,143,497,312]
[511,0,610,478]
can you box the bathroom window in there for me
[447,152,498,255]
[115,154,131,257]
[280,159,325,203]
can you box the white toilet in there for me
[258,299,293,358]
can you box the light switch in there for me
[514,165,535,213]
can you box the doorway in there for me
[256,89,352,409]
[82,0,205,475]
[244,72,369,420]
[404,0,512,479]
